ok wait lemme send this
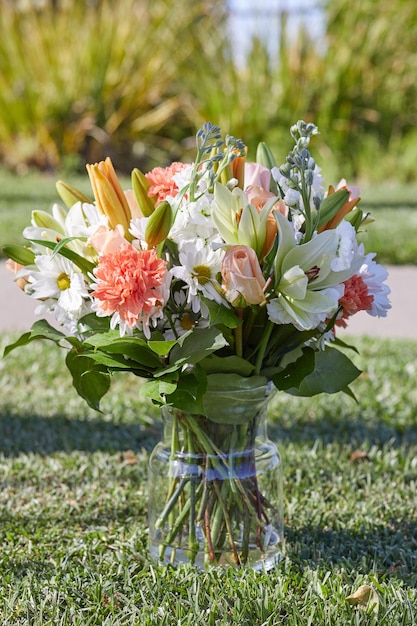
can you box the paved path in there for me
[0,261,415,338]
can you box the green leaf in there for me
[3,319,66,357]
[287,347,361,397]
[148,340,177,357]
[78,350,144,371]
[205,373,267,393]
[164,370,207,413]
[79,313,111,332]
[317,188,349,228]
[31,239,95,274]
[201,297,242,329]
[85,332,162,368]
[202,373,269,425]
[141,378,178,403]
[159,328,228,375]
[201,354,255,376]
[272,347,315,391]
[2,244,36,266]
[65,351,111,411]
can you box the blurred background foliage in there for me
[0,0,416,182]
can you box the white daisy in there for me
[170,239,225,313]
[26,254,90,321]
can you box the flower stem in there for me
[235,308,244,358]
[213,480,240,565]
[254,320,274,374]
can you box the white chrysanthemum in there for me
[172,164,194,191]
[331,220,357,272]
[170,239,225,313]
[170,193,219,245]
[359,253,391,317]
[129,217,148,248]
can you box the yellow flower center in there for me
[57,272,71,291]
[180,313,194,331]
[192,264,211,285]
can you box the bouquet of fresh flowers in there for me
[4,121,390,567]
[4,121,390,407]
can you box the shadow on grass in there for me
[0,410,161,457]
[286,518,417,587]
[269,412,417,449]
[2,404,417,457]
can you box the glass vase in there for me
[147,382,284,570]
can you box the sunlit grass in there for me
[1,333,416,624]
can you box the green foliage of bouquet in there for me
[3,121,390,411]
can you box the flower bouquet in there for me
[4,121,390,568]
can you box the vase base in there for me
[149,542,284,572]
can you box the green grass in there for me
[1,168,417,266]
[1,332,416,624]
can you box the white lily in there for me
[212,183,277,258]
[268,213,361,330]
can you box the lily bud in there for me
[256,142,276,170]
[31,210,64,232]
[145,200,173,247]
[56,180,92,208]
[86,157,132,239]
[131,168,155,217]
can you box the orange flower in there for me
[335,274,374,328]
[86,157,133,237]
[92,244,168,334]
[145,162,189,205]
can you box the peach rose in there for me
[221,245,266,306]
[88,224,127,255]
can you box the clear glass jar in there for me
[147,382,284,571]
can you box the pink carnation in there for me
[145,162,189,204]
[92,243,168,333]
[335,274,374,328]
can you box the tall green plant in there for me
[0,0,214,171]
[317,0,417,179]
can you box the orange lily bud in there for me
[86,157,132,239]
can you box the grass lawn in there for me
[1,332,416,625]
[1,169,417,266]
